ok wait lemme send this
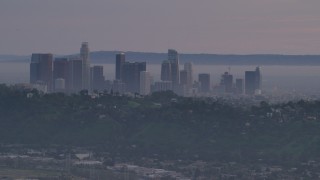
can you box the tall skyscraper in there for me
[179,70,189,96]
[245,67,262,95]
[140,71,151,95]
[168,49,180,86]
[30,53,53,92]
[255,66,262,90]
[184,62,193,88]
[91,66,105,91]
[198,73,210,93]
[220,72,233,93]
[245,71,255,95]
[80,42,90,90]
[68,58,83,93]
[116,53,125,80]
[53,58,68,80]
[161,60,172,81]
[122,62,146,93]
[53,58,68,92]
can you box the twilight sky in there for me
[1,0,320,55]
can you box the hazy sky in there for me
[1,0,320,55]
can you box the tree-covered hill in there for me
[1,84,320,164]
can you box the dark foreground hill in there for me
[0,84,320,164]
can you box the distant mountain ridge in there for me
[89,51,320,65]
[0,55,29,62]
[1,51,320,65]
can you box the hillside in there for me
[1,85,320,165]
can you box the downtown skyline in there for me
[1,0,320,55]
[28,42,262,97]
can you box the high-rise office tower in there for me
[91,66,105,91]
[122,62,146,93]
[80,42,90,90]
[235,78,244,94]
[30,53,53,92]
[53,58,68,80]
[255,66,262,90]
[245,67,262,95]
[53,58,68,92]
[220,72,233,93]
[168,49,180,86]
[140,71,151,95]
[245,71,256,95]
[68,58,83,93]
[116,53,125,80]
[184,62,193,88]
[198,73,210,93]
[179,70,189,96]
[161,60,172,81]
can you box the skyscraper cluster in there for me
[29,45,262,96]
[213,67,262,95]
[159,49,262,97]
[30,42,105,93]
[114,50,192,96]
[30,53,53,92]
[159,49,194,96]
[115,53,147,94]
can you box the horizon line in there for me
[2,51,320,57]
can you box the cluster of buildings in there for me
[29,42,149,94]
[215,67,262,95]
[30,42,93,93]
[155,49,262,96]
[29,43,262,96]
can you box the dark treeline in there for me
[1,84,320,165]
